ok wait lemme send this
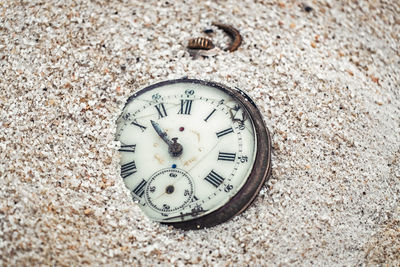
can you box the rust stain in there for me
[184,157,196,167]
[370,75,380,84]
[191,130,201,143]
[154,154,164,164]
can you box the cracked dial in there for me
[116,79,271,229]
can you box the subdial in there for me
[145,168,194,213]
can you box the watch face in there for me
[116,79,271,229]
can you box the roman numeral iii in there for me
[132,179,147,198]
[178,99,193,115]
[216,127,233,138]
[121,160,137,178]
[204,170,225,188]
[218,152,236,162]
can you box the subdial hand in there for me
[150,120,183,157]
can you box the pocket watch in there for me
[116,79,271,229]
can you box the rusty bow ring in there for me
[212,22,242,52]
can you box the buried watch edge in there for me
[117,79,272,230]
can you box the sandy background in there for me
[1,0,399,265]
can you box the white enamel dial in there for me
[116,80,258,224]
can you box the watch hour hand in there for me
[150,120,183,157]
[150,120,172,146]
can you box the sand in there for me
[1,0,399,265]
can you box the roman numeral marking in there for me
[119,144,136,153]
[192,195,199,202]
[204,108,216,122]
[155,103,167,119]
[131,119,146,132]
[216,127,233,138]
[121,161,137,178]
[217,152,236,162]
[204,170,225,188]
[132,179,147,198]
[178,99,193,115]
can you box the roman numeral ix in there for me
[204,170,225,188]
[218,152,236,162]
[132,179,147,198]
[178,99,193,115]
[119,144,136,153]
[121,160,137,178]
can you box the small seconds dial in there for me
[145,168,194,213]
[116,79,271,229]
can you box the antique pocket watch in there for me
[116,79,271,229]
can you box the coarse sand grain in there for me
[0,0,399,265]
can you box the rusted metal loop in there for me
[212,22,242,52]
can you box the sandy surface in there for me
[1,0,399,265]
